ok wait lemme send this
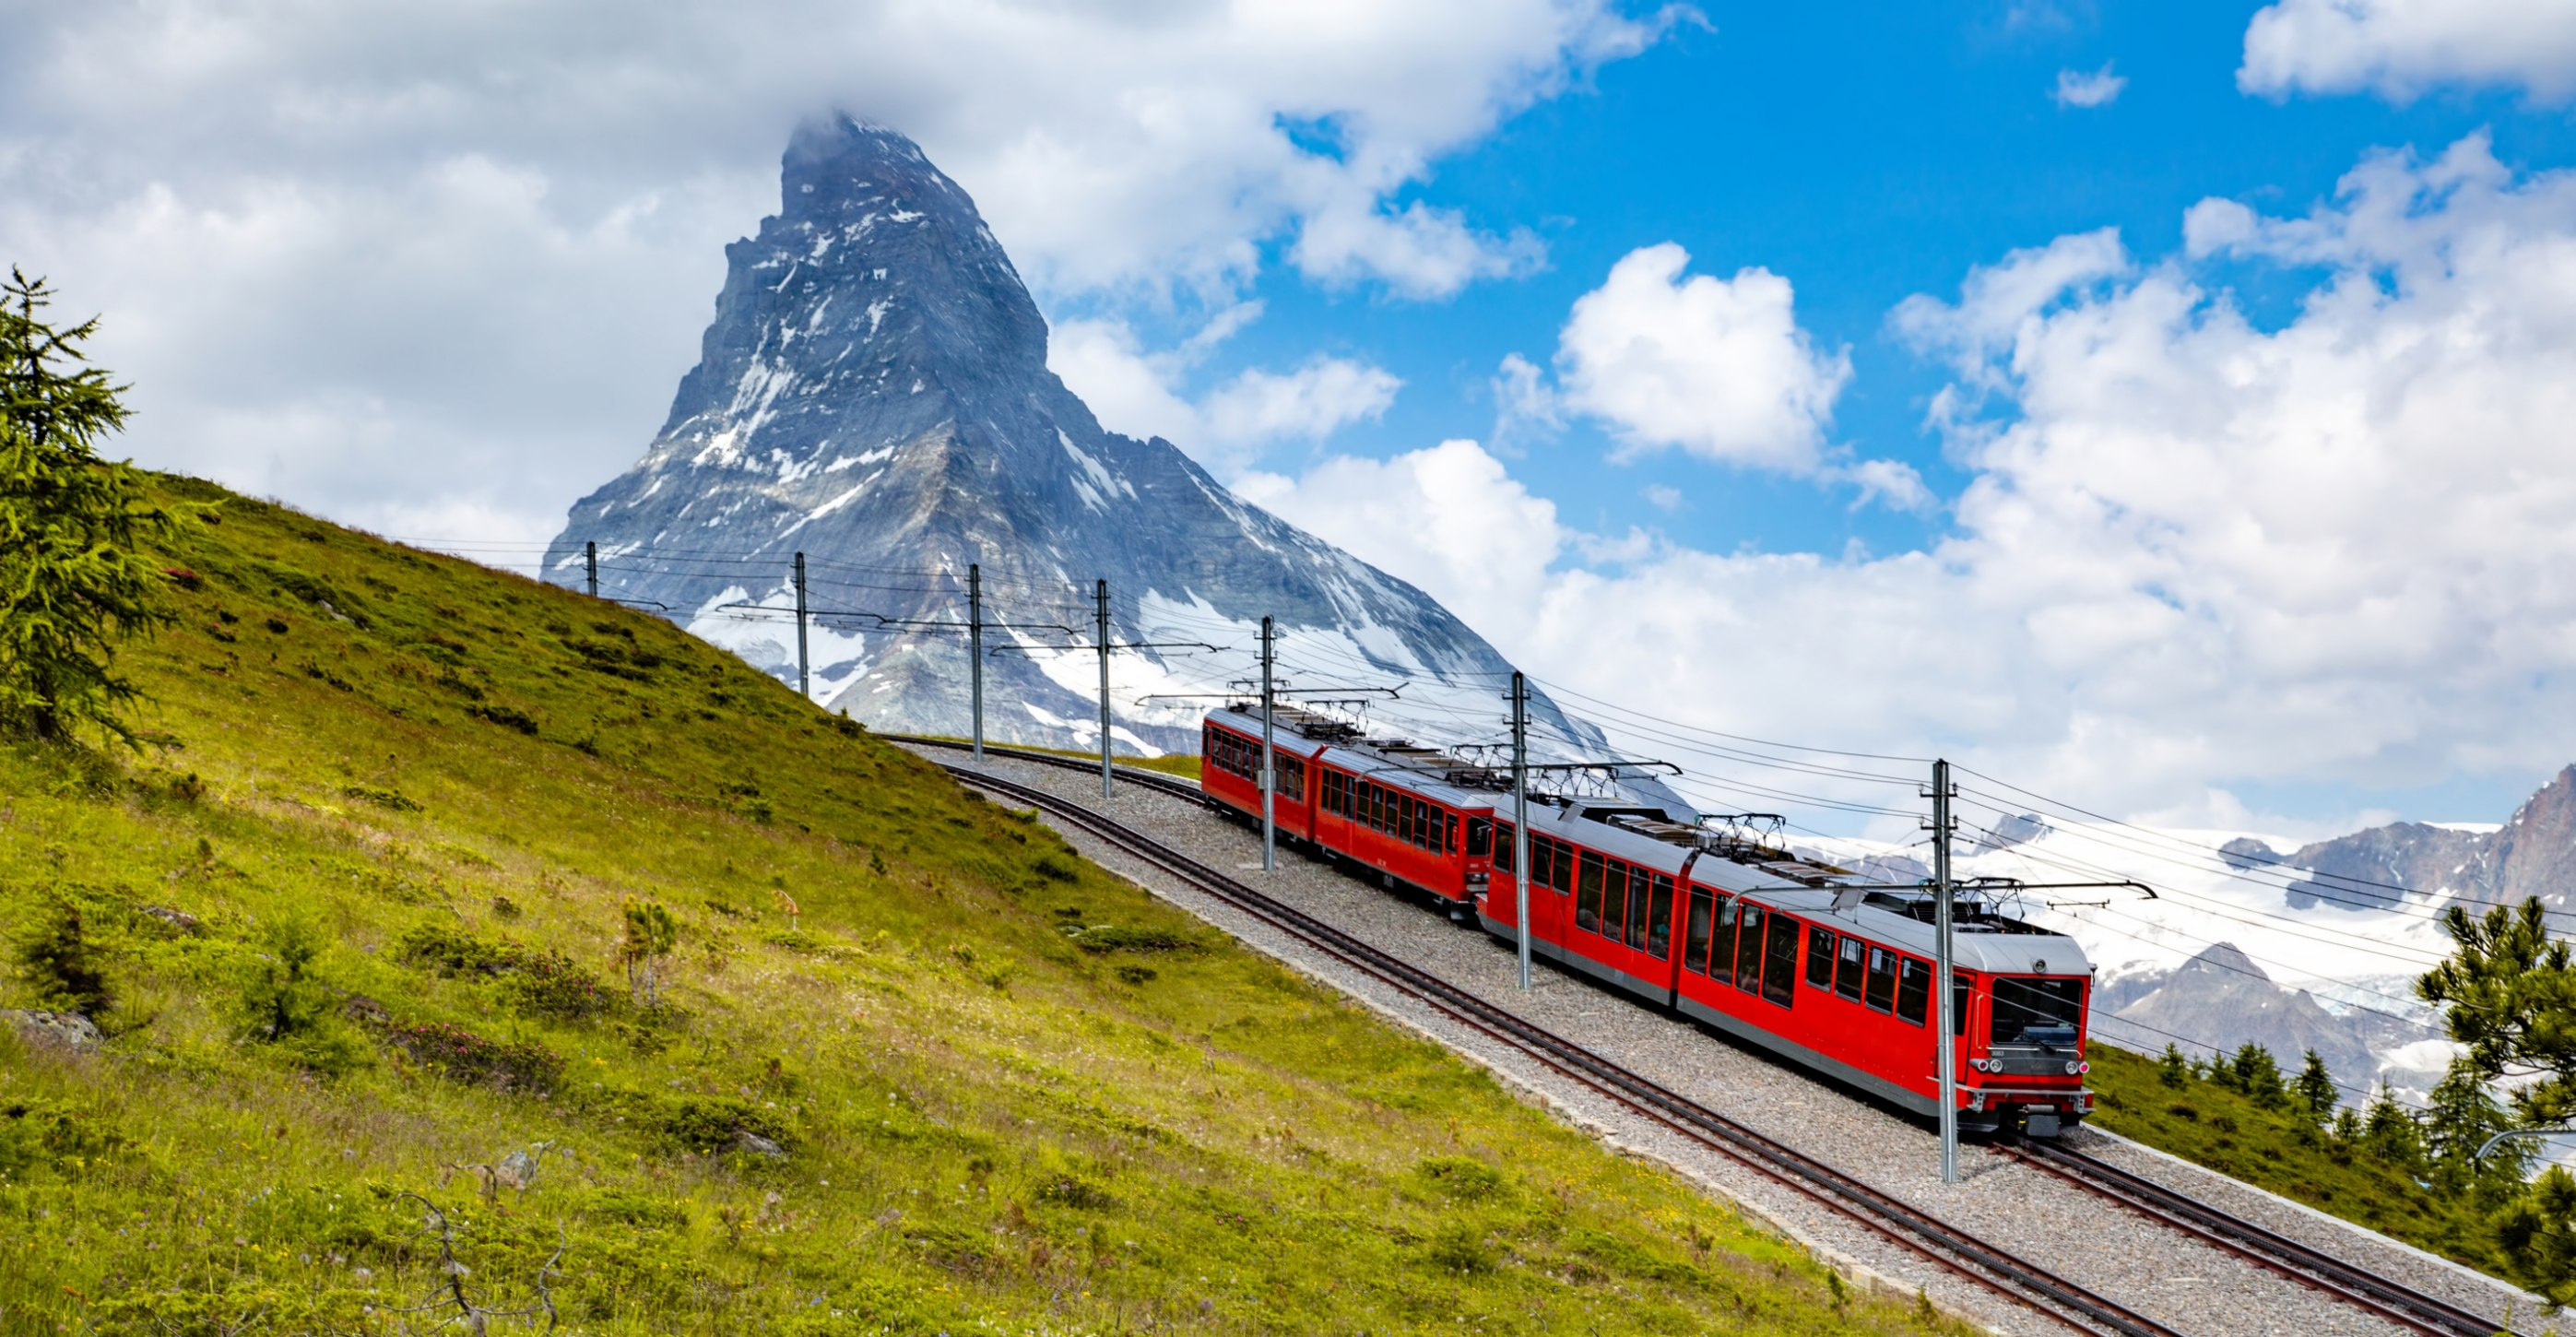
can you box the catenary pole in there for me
[793,552,810,702]
[1095,579,1112,800]
[585,541,598,598]
[1933,757,1959,1184]
[1512,671,1531,990]
[968,563,985,765]
[1259,616,1276,871]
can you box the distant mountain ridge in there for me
[2229,765,2576,915]
[542,116,1619,766]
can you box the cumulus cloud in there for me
[1048,309,1400,474]
[0,0,1671,545]
[2053,63,2128,108]
[1240,136,2576,822]
[2240,0,2576,101]
[1557,243,1851,470]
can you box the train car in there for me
[1477,801,2097,1136]
[1199,705,1497,910]
[1199,706,2096,1136]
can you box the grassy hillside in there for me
[2087,1046,2499,1273]
[0,475,1958,1336]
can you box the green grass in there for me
[0,475,1964,1336]
[2088,1046,2499,1272]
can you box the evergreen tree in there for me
[15,896,110,1016]
[2362,1082,2425,1170]
[2425,1056,2529,1200]
[2292,1049,2339,1126]
[0,269,175,745]
[2330,1106,2363,1145]
[2492,1165,2576,1310]
[2231,1043,2290,1110]
[2157,1043,2189,1089]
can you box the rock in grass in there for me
[4,1011,102,1053]
[736,1130,787,1160]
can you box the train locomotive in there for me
[1199,704,2097,1137]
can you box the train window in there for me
[1761,917,1798,1007]
[1551,841,1574,893]
[1372,785,1389,833]
[1611,863,1636,949]
[1953,973,1972,1036]
[1577,852,1605,935]
[1864,947,1897,1012]
[1466,819,1491,858]
[1646,874,1674,959]
[1734,905,1767,993]
[1530,837,1554,890]
[1278,754,1304,802]
[1712,897,1739,986]
[1603,860,1632,943]
[1445,812,1459,855]
[1805,928,1836,989]
[1835,935,1865,1001]
[1625,866,1652,952]
[1990,976,2085,1046]
[1493,822,1516,872]
[1895,957,1930,1026]
[1684,889,1713,974]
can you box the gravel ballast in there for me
[916,748,2546,1337]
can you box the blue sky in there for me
[1097,1,2576,567]
[9,0,2576,833]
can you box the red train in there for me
[1200,705,2097,1136]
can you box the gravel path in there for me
[919,749,2548,1337]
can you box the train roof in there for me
[1203,706,2086,977]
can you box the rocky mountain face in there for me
[543,117,1618,767]
[2234,765,2576,915]
[2088,943,2429,1100]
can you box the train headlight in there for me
[2063,1060,2083,1075]
[1968,1059,1988,1072]
[2077,1061,2091,1074]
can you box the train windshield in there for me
[1989,976,2085,1047]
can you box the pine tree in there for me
[2330,1106,2363,1145]
[2362,1082,2424,1170]
[2157,1043,2189,1089]
[2425,1056,2527,1200]
[0,269,175,745]
[2292,1049,2339,1126]
[2232,1043,2289,1110]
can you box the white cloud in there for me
[1556,243,1851,470]
[2053,63,2128,108]
[2240,0,2576,101]
[1048,311,1400,473]
[0,0,1672,550]
[1241,136,2576,822]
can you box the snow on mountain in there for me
[540,115,1643,786]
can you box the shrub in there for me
[467,703,539,734]
[1065,924,1199,954]
[1425,1222,1495,1274]
[1418,1155,1509,1201]
[382,1019,562,1094]
[15,896,111,1016]
[396,924,609,1020]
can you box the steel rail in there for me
[890,734,1222,810]
[2004,1139,2507,1337]
[930,758,2189,1337]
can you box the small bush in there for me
[1425,1222,1495,1274]
[15,897,112,1016]
[467,703,539,735]
[0,1096,125,1176]
[238,917,368,1075]
[1032,854,1080,882]
[1065,924,1199,954]
[396,924,609,1020]
[340,785,420,812]
[1035,1175,1119,1211]
[382,1019,562,1094]
[585,1189,691,1231]
[1418,1155,1509,1201]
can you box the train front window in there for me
[1467,819,1491,858]
[1760,916,1798,1007]
[1805,928,1836,989]
[1684,889,1713,974]
[1733,905,1766,993]
[1991,976,2086,1047]
[1864,946,1897,1012]
[1646,873,1674,959]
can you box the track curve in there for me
[923,750,2188,1337]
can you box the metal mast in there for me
[968,563,984,765]
[1259,616,1277,871]
[1932,757,1960,1184]
[793,552,810,702]
[585,541,598,598]
[1095,579,1112,800]
[1511,671,1532,990]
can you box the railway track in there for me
[2001,1140,2503,1337]
[908,747,2183,1337]
[899,735,2518,1337]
